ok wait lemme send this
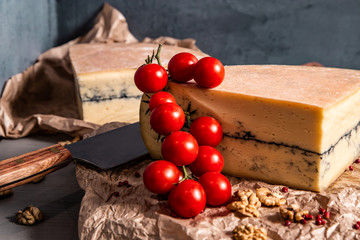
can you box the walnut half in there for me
[227,190,261,217]
[280,204,309,222]
[0,189,13,197]
[16,206,43,226]
[233,223,267,240]
[256,188,286,207]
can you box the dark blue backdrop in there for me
[1,0,360,88]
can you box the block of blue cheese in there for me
[139,65,360,191]
[69,43,207,125]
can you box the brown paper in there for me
[77,123,360,240]
[4,3,359,239]
[0,3,199,138]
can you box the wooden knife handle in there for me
[0,144,72,191]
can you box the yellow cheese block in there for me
[69,43,208,125]
[140,65,360,191]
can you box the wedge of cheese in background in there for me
[69,43,208,125]
[140,65,360,191]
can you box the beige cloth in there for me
[0,3,198,138]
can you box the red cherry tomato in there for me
[189,146,224,177]
[189,116,223,147]
[168,52,198,83]
[198,172,231,206]
[134,63,168,93]
[168,179,206,218]
[161,131,199,166]
[150,103,185,135]
[193,57,225,88]
[143,160,181,194]
[148,91,176,111]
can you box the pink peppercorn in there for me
[281,187,289,193]
[354,224,360,230]
[319,208,325,214]
[300,219,307,225]
[323,211,330,219]
[349,166,354,171]
[316,214,322,221]
[357,221,360,225]
[355,159,360,164]
[321,219,326,225]
[284,220,291,226]
[315,219,322,225]
[305,214,314,220]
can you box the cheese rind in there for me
[140,65,360,191]
[70,43,208,125]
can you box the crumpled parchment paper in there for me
[0,3,199,138]
[77,123,360,240]
[3,3,359,239]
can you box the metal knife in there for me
[0,122,149,191]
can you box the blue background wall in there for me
[1,0,360,88]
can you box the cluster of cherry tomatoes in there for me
[134,46,225,93]
[134,46,231,218]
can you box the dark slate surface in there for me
[1,0,360,88]
[0,134,83,240]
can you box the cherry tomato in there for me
[168,179,206,218]
[168,52,198,83]
[134,63,168,93]
[189,116,223,147]
[161,131,199,166]
[198,172,231,206]
[189,146,224,177]
[148,91,176,111]
[193,57,225,88]
[143,160,181,194]
[150,103,185,135]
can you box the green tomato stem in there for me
[155,44,163,66]
[182,165,188,179]
[178,165,193,185]
[143,44,163,65]
[184,111,191,128]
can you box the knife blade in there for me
[0,122,149,191]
